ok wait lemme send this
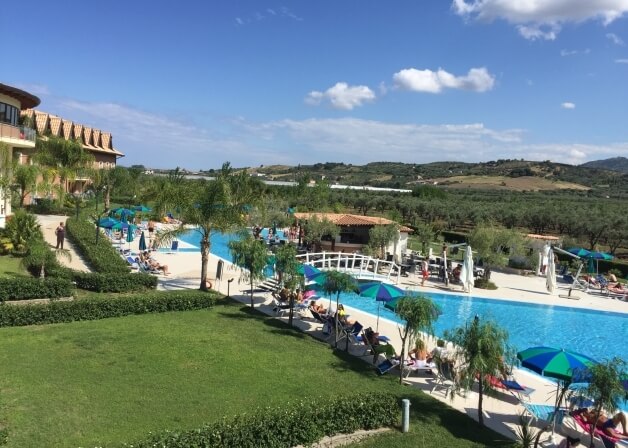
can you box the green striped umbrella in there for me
[517,346,597,382]
[359,282,404,331]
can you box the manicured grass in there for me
[0,256,27,279]
[0,301,514,447]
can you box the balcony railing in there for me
[0,123,37,143]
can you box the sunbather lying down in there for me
[575,408,628,440]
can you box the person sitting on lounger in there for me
[309,301,326,315]
[408,339,432,363]
[140,251,170,275]
[336,304,354,326]
[578,408,628,440]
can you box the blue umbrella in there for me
[297,264,323,280]
[133,205,152,213]
[126,225,135,251]
[567,248,590,258]
[112,221,130,230]
[517,346,597,382]
[138,231,147,252]
[98,217,119,229]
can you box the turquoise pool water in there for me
[178,228,627,364]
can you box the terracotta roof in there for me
[21,109,124,157]
[0,83,40,109]
[526,234,560,241]
[294,212,412,233]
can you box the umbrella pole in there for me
[376,302,380,332]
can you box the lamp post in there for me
[73,191,81,219]
[227,278,234,298]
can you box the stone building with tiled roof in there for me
[293,212,411,260]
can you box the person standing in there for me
[55,222,65,249]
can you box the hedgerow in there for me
[0,278,73,302]
[71,272,157,292]
[123,392,398,448]
[0,291,217,328]
[65,217,130,274]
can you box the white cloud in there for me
[561,49,578,56]
[235,17,244,25]
[392,67,495,93]
[607,32,625,45]
[561,102,576,109]
[305,82,375,110]
[616,58,628,63]
[234,7,302,26]
[452,0,628,40]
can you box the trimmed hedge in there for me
[0,291,218,328]
[0,278,74,302]
[65,217,130,274]
[124,392,398,448]
[71,272,157,292]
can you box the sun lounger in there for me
[520,402,567,426]
[485,374,535,400]
[431,358,455,395]
[272,298,291,317]
[401,359,436,378]
[568,410,627,448]
[309,309,331,333]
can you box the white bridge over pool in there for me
[295,252,402,284]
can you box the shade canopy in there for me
[98,217,119,229]
[358,282,404,302]
[138,231,147,251]
[126,227,135,243]
[517,346,597,382]
[297,264,323,280]
[112,207,135,216]
[585,251,613,261]
[134,205,152,213]
[546,249,556,294]
[567,248,590,258]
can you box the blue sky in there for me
[6,1,628,169]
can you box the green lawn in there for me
[0,301,514,447]
[0,256,27,278]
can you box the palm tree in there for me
[34,135,95,202]
[22,237,71,279]
[229,232,269,308]
[274,243,303,325]
[392,295,440,385]
[445,316,511,427]
[156,163,260,291]
[4,209,41,253]
[320,270,357,347]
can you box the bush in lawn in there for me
[0,291,218,327]
[0,278,73,302]
[72,272,157,292]
[124,392,398,448]
[65,217,129,274]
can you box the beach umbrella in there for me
[567,247,590,258]
[460,245,474,294]
[297,264,323,280]
[517,346,597,382]
[584,251,613,276]
[126,225,135,250]
[359,282,404,331]
[112,221,130,230]
[518,346,598,435]
[98,217,119,229]
[112,207,135,216]
[133,205,152,213]
[138,231,147,252]
[546,249,556,294]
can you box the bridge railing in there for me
[295,251,401,284]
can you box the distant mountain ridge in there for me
[581,157,628,174]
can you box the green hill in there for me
[581,157,628,174]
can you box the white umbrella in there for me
[460,245,474,293]
[546,249,556,294]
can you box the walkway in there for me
[36,214,91,272]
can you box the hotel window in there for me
[0,102,19,126]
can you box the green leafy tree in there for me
[156,163,260,291]
[229,232,269,308]
[368,224,399,259]
[585,358,627,448]
[468,224,524,280]
[412,222,435,256]
[11,163,39,208]
[320,270,357,348]
[393,296,440,384]
[445,316,511,427]
[302,216,340,251]
[274,244,303,325]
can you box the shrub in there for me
[474,278,498,290]
[508,255,534,270]
[0,291,217,327]
[124,392,398,448]
[71,272,157,292]
[65,217,130,274]
[0,278,73,302]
